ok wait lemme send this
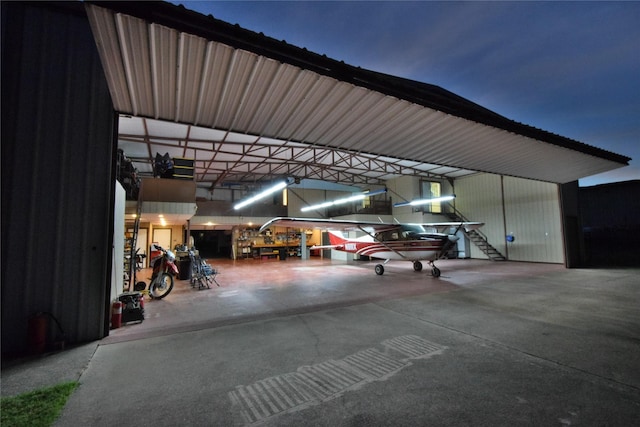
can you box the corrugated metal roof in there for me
[86,1,630,186]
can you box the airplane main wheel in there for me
[375,264,385,275]
[431,267,441,278]
[413,261,423,272]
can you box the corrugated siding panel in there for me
[308,86,374,146]
[215,49,261,128]
[503,177,564,263]
[194,42,235,126]
[243,61,298,131]
[341,97,410,149]
[232,57,281,131]
[278,77,344,141]
[150,23,178,120]
[85,4,133,113]
[176,32,207,122]
[115,12,154,116]
[454,174,506,259]
[2,2,115,355]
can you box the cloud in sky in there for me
[176,1,639,185]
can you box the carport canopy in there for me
[86,1,630,189]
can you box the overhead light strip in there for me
[234,179,293,210]
[301,188,387,212]
[393,195,456,208]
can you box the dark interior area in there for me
[191,230,232,259]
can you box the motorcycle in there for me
[134,244,179,299]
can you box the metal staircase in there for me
[124,197,143,291]
[464,229,507,261]
[445,208,507,261]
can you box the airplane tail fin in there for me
[327,230,347,247]
[312,231,347,251]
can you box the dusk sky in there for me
[174,1,639,186]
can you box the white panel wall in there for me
[112,182,126,301]
[454,174,506,259]
[503,177,564,263]
[454,173,564,263]
[387,175,419,206]
[287,188,352,217]
[388,175,441,223]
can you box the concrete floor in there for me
[2,257,639,426]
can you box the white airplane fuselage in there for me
[327,230,457,262]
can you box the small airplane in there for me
[259,217,484,277]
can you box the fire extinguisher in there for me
[111,301,123,329]
[27,312,48,354]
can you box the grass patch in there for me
[1,381,78,427]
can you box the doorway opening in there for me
[191,230,232,259]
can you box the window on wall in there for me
[421,181,442,213]
[362,195,371,210]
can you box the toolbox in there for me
[172,157,195,180]
[119,292,144,323]
[173,166,194,179]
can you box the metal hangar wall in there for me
[1,2,117,356]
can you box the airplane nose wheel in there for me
[375,264,385,275]
[413,261,423,272]
[431,266,441,277]
[427,261,441,278]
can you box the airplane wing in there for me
[259,217,401,233]
[259,217,483,233]
[422,221,484,232]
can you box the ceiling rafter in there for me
[118,126,467,187]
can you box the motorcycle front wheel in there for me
[149,273,174,299]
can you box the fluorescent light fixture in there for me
[234,180,290,210]
[363,188,387,197]
[301,188,387,212]
[301,201,332,212]
[393,195,456,208]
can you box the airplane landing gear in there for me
[413,261,423,272]
[375,264,385,275]
[427,261,441,278]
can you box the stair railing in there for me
[446,205,492,244]
[445,204,506,260]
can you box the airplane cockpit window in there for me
[377,230,401,241]
[399,224,425,240]
[402,230,417,239]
